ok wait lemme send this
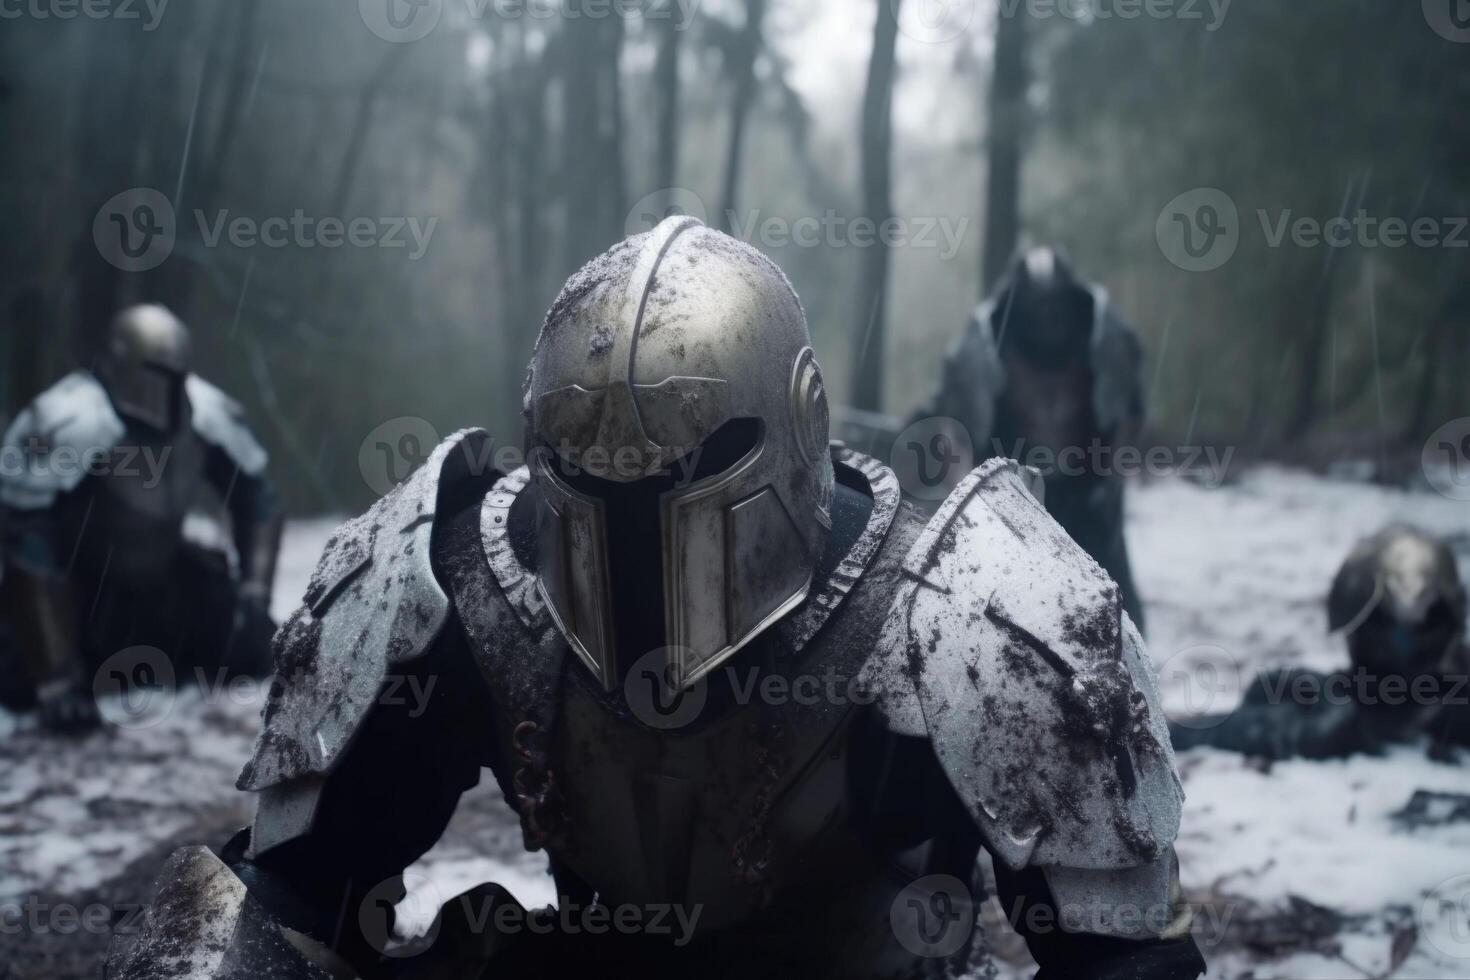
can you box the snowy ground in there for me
[3,467,1469,978]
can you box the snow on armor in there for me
[185,222,1190,980]
[525,216,835,692]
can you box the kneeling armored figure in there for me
[1171,524,1469,760]
[110,221,1202,979]
[0,304,281,732]
[909,247,1148,629]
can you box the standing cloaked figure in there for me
[1171,525,1470,759]
[0,304,281,732]
[912,247,1147,628]
[108,220,1202,980]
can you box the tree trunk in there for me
[718,0,765,233]
[848,0,902,412]
[654,0,682,192]
[981,4,1027,291]
[168,1,261,324]
[561,16,627,272]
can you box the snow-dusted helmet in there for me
[1328,525,1468,679]
[525,217,834,692]
[96,304,191,431]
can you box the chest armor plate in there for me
[547,655,859,931]
[73,423,209,582]
[452,451,915,945]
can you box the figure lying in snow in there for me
[0,304,281,732]
[1171,525,1470,760]
[109,220,1203,979]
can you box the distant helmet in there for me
[524,217,834,692]
[96,304,192,431]
[1328,525,1468,679]
[994,246,1097,365]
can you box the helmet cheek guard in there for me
[97,304,192,431]
[526,217,834,692]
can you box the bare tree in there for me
[981,3,1027,291]
[849,0,902,412]
[654,0,682,191]
[717,0,765,232]
[561,15,627,271]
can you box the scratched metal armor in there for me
[109,223,1202,979]
[909,248,1148,629]
[0,304,281,731]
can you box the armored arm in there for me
[203,443,283,610]
[189,374,281,610]
[0,373,126,729]
[108,620,490,980]
[993,857,1203,980]
[1089,300,1146,446]
[866,459,1204,978]
[109,430,508,979]
[0,541,96,729]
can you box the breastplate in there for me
[450,451,925,971]
[88,423,208,583]
[547,652,859,932]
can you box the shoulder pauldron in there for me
[865,458,1182,873]
[238,428,497,792]
[0,371,125,510]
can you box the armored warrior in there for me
[910,247,1148,628]
[0,304,281,732]
[110,221,1202,979]
[1172,525,1470,760]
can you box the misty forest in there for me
[2,1,1470,979]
